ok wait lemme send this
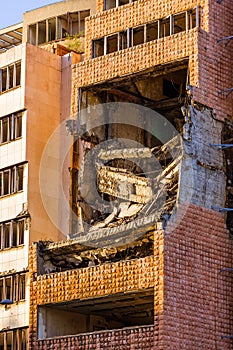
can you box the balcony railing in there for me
[37,325,154,349]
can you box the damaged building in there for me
[0,0,233,349]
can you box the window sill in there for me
[0,136,23,146]
[0,85,21,95]
[0,244,25,251]
[0,190,24,200]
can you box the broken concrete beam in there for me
[98,166,153,204]
[98,147,154,160]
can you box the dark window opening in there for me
[159,17,170,37]
[173,12,186,34]
[1,68,7,92]
[104,0,116,10]
[8,65,14,90]
[48,18,56,41]
[3,170,10,196]
[4,223,10,248]
[119,31,128,50]
[119,0,130,5]
[147,21,158,42]
[29,24,36,45]
[189,8,197,29]
[163,78,180,98]
[106,34,118,54]
[38,21,46,45]
[132,25,145,46]
[93,38,104,58]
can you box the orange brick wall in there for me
[86,0,208,57]
[163,203,233,349]
[71,0,232,122]
[71,29,199,114]
[29,252,156,349]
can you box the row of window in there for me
[93,8,198,57]
[0,328,27,350]
[0,164,24,197]
[28,10,90,46]
[0,218,25,250]
[0,272,26,303]
[0,61,21,94]
[0,112,22,145]
[104,0,137,10]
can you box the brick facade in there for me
[29,205,233,349]
[28,0,233,348]
[70,0,232,120]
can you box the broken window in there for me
[0,272,26,302]
[0,164,25,197]
[48,18,56,41]
[119,30,128,50]
[106,34,118,54]
[147,21,158,42]
[159,16,171,37]
[92,38,104,58]
[0,219,25,250]
[0,112,23,144]
[0,329,27,350]
[0,62,21,93]
[38,21,46,45]
[132,25,145,46]
[28,24,37,45]
[188,8,198,29]
[28,10,90,45]
[173,12,187,34]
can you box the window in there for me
[93,38,104,58]
[92,7,199,57]
[0,328,28,350]
[173,12,186,34]
[106,34,118,54]
[0,112,23,144]
[0,272,26,302]
[28,10,90,46]
[132,25,145,46]
[0,62,21,93]
[147,21,158,42]
[0,218,25,249]
[0,164,24,197]
[159,16,171,38]
[104,0,136,10]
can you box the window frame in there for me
[0,218,25,250]
[0,61,21,94]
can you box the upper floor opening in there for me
[28,10,90,46]
[92,7,198,58]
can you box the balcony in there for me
[37,325,154,349]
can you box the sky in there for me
[0,0,63,30]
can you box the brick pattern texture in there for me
[163,203,233,349]
[37,326,154,350]
[29,205,233,349]
[70,0,233,121]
